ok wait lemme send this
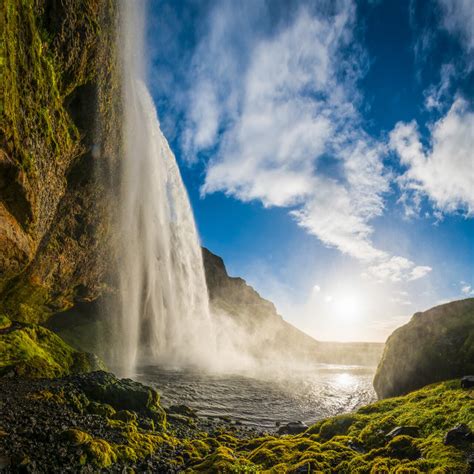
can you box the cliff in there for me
[202,248,384,366]
[374,298,474,398]
[0,0,120,324]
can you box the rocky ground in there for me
[0,372,473,473]
[0,372,263,473]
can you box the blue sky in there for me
[145,0,473,341]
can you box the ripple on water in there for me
[134,364,376,430]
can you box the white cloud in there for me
[365,256,432,283]
[408,265,433,281]
[390,98,474,216]
[424,63,455,110]
[461,282,474,295]
[181,0,431,283]
[437,0,474,68]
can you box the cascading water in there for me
[113,1,216,375]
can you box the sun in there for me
[332,293,362,321]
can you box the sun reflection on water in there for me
[334,372,356,388]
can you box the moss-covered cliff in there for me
[374,298,474,399]
[0,0,120,323]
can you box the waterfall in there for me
[113,1,216,375]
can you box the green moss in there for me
[61,428,92,445]
[21,375,471,472]
[85,438,117,468]
[0,315,11,330]
[318,413,360,440]
[0,322,104,377]
[191,446,257,473]
[88,401,116,417]
[188,380,472,473]
[111,410,138,423]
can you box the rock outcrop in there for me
[202,248,384,366]
[0,314,104,377]
[0,0,120,323]
[373,298,474,398]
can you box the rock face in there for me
[202,247,325,363]
[0,0,120,323]
[202,248,384,366]
[373,298,474,398]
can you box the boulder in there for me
[460,375,474,389]
[386,426,420,439]
[73,371,166,429]
[374,299,474,398]
[444,424,472,445]
[277,421,308,435]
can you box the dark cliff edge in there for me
[374,298,474,399]
[202,248,384,367]
[0,0,120,324]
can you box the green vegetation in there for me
[183,380,473,473]
[0,320,104,377]
[29,374,473,472]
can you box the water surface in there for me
[135,364,376,431]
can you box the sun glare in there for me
[332,293,362,321]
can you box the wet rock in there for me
[444,424,473,445]
[167,404,198,419]
[461,376,474,389]
[277,421,308,435]
[386,426,420,439]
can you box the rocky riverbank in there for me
[0,370,472,473]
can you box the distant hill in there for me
[202,248,384,367]
[373,298,474,398]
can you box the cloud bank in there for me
[176,0,435,282]
[390,98,474,216]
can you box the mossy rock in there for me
[73,371,166,430]
[318,413,359,440]
[87,401,116,417]
[0,321,105,378]
[374,298,474,398]
[60,429,117,468]
[110,410,138,423]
